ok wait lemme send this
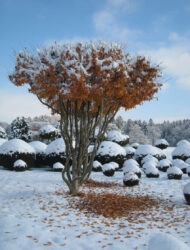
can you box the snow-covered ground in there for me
[0,164,190,250]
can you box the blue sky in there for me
[0,0,190,123]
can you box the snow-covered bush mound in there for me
[155,138,169,149]
[0,126,7,139]
[141,155,158,166]
[172,159,188,174]
[172,140,190,161]
[157,159,172,172]
[102,163,115,177]
[187,166,190,177]
[0,138,7,147]
[29,141,47,167]
[185,158,190,165]
[45,138,66,167]
[13,159,28,171]
[109,161,119,171]
[130,142,139,149]
[123,172,139,187]
[148,232,190,250]
[167,166,183,180]
[183,182,190,204]
[106,130,129,146]
[39,124,60,143]
[95,141,126,168]
[52,162,64,172]
[123,146,135,159]
[92,161,102,172]
[0,139,35,169]
[135,145,166,164]
[123,159,141,178]
[145,165,159,178]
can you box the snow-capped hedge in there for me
[29,141,47,167]
[13,159,28,171]
[183,182,190,204]
[123,172,139,187]
[141,155,158,166]
[92,161,102,172]
[95,141,126,168]
[167,166,183,180]
[130,142,139,149]
[135,145,166,164]
[123,159,141,178]
[172,159,188,174]
[172,140,190,161]
[39,124,60,143]
[45,138,66,167]
[145,165,159,178]
[155,138,169,149]
[102,163,115,177]
[52,162,64,172]
[157,159,172,172]
[106,130,129,146]
[123,146,135,159]
[0,139,35,169]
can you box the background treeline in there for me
[1,115,190,146]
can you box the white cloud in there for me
[0,88,51,123]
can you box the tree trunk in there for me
[69,179,80,195]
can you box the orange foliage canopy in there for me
[9,41,162,114]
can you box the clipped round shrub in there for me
[29,141,47,167]
[0,139,35,169]
[13,159,28,171]
[39,124,60,143]
[130,142,139,149]
[167,166,183,180]
[0,138,7,147]
[123,159,141,178]
[172,159,188,174]
[172,140,190,161]
[157,159,172,172]
[52,162,64,172]
[183,182,190,204]
[109,161,119,171]
[92,161,102,172]
[141,154,158,166]
[145,165,159,178]
[123,172,139,187]
[135,145,166,165]
[187,166,190,177]
[0,126,7,139]
[45,138,66,167]
[106,130,129,146]
[95,141,126,168]
[102,163,115,177]
[155,138,169,149]
[123,146,135,159]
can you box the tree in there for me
[128,123,150,145]
[9,117,31,142]
[9,41,161,194]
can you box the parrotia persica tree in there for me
[9,41,162,194]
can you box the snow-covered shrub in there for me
[172,140,190,161]
[123,172,139,187]
[102,163,115,177]
[183,182,190,204]
[0,139,35,169]
[157,159,172,172]
[29,141,47,167]
[187,166,190,177]
[130,142,139,149]
[39,124,60,143]
[155,138,169,149]
[95,141,126,168]
[106,130,129,146]
[13,159,28,171]
[167,166,183,180]
[109,161,119,171]
[134,145,166,164]
[123,146,135,159]
[172,159,188,174]
[92,161,102,172]
[45,138,66,167]
[0,126,7,139]
[52,162,64,172]
[145,165,159,178]
[123,159,141,178]
[9,117,31,142]
[141,154,158,166]
[148,232,190,250]
[0,138,7,147]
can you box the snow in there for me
[102,163,115,171]
[53,162,64,170]
[131,142,139,148]
[143,161,157,171]
[157,159,172,168]
[172,142,190,158]
[93,160,102,169]
[172,159,188,170]
[0,168,190,250]
[39,124,56,134]
[141,155,158,165]
[0,139,35,155]
[106,130,129,142]
[148,232,190,250]
[123,172,139,181]
[123,163,140,174]
[145,165,159,175]
[167,166,183,175]
[109,161,119,170]
[135,145,165,158]
[45,138,65,155]
[155,138,169,146]
[123,146,135,154]
[0,138,7,146]
[177,140,190,147]
[13,159,27,168]
[185,158,190,165]
[97,141,126,156]
[0,126,5,133]
[29,141,47,154]
[183,182,190,195]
